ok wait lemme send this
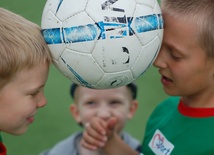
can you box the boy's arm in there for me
[103,132,140,155]
[81,117,140,155]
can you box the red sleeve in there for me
[0,142,6,155]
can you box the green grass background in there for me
[0,1,167,155]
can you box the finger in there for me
[85,124,107,142]
[86,117,107,135]
[107,117,117,131]
[81,138,98,150]
[105,117,118,139]
[82,129,107,148]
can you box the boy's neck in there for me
[181,94,214,108]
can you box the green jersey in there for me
[142,97,214,155]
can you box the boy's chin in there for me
[5,127,28,135]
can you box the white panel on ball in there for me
[136,0,156,8]
[59,49,104,87]
[92,36,142,72]
[131,37,161,78]
[98,71,134,88]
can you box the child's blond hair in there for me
[0,8,52,88]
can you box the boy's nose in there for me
[37,96,47,108]
[96,108,112,120]
[153,48,167,69]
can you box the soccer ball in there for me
[41,0,163,89]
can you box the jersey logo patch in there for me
[149,129,174,155]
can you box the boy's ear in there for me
[127,100,138,119]
[70,103,81,123]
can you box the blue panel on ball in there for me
[134,14,163,33]
[42,28,62,44]
[64,24,99,43]
[42,14,163,45]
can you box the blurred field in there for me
[0,1,166,155]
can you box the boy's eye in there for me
[166,46,183,61]
[170,52,182,60]
[29,88,44,97]
[110,100,122,105]
[85,101,96,106]
[30,91,39,97]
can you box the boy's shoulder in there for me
[40,132,82,155]
[150,96,180,117]
[158,96,180,108]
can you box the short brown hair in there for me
[70,82,138,100]
[161,0,214,57]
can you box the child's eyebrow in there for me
[165,41,184,54]
[30,84,45,91]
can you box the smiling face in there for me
[153,12,214,107]
[70,86,138,134]
[0,62,49,135]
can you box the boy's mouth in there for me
[163,76,172,81]
[27,116,34,123]
[161,75,173,85]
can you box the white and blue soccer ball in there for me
[41,0,163,89]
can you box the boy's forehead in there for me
[163,12,199,49]
[74,86,131,101]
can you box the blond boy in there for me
[0,8,52,154]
